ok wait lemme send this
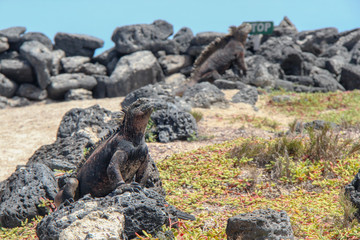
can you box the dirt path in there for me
[0,90,294,181]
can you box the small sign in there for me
[245,21,274,35]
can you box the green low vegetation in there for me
[267,90,360,125]
[157,125,360,239]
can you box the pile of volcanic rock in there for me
[1,17,360,109]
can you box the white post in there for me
[253,34,262,51]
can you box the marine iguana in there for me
[55,98,162,206]
[175,23,252,95]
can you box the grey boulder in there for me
[0,163,58,228]
[61,56,90,73]
[92,75,111,98]
[182,82,228,108]
[345,168,360,220]
[285,75,314,86]
[0,26,26,43]
[108,50,164,97]
[187,31,225,57]
[325,55,347,76]
[0,58,35,84]
[173,27,194,54]
[64,88,93,101]
[50,49,66,76]
[92,47,121,75]
[0,37,9,53]
[61,57,106,76]
[16,83,47,101]
[339,64,360,90]
[20,32,53,50]
[111,20,178,54]
[190,31,225,46]
[0,73,17,98]
[54,32,104,57]
[258,36,300,63]
[47,73,97,99]
[0,96,30,109]
[231,85,258,105]
[350,41,360,65]
[158,54,192,75]
[280,48,304,76]
[336,28,360,51]
[20,41,53,89]
[36,189,182,240]
[244,55,283,87]
[164,73,187,87]
[296,27,339,55]
[150,107,197,143]
[311,72,345,92]
[77,62,107,76]
[226,209,294,240]
[320,45,350,60]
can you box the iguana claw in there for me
[112,182,143,195]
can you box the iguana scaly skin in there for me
[55,98,164,206]
[175,23,252,95]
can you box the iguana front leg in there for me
[235,52,247,76]
[107,150,127,185]
[107,149,143,195]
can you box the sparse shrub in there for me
[304,124,360,177]
[231,123,360,180]
[270,151,293,180]
[230,135,304,169]
[272,135,305,160]
[190,110,203,123]
[230,138,270,167]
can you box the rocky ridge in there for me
[0,17,359,109]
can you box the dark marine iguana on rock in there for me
[54,98,195,221]
[175,23,252,95]
[55,99,160,205]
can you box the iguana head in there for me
[229,23,252,44]
[123,98,154,138]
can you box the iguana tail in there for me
[176,210,196,221]
[168,206,196,221]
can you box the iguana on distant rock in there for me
[55,98,163,206]
[175,23,252,95]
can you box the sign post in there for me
[244,21,274,51]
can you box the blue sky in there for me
[0,0,359,55]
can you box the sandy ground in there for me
[0,90,294,181]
